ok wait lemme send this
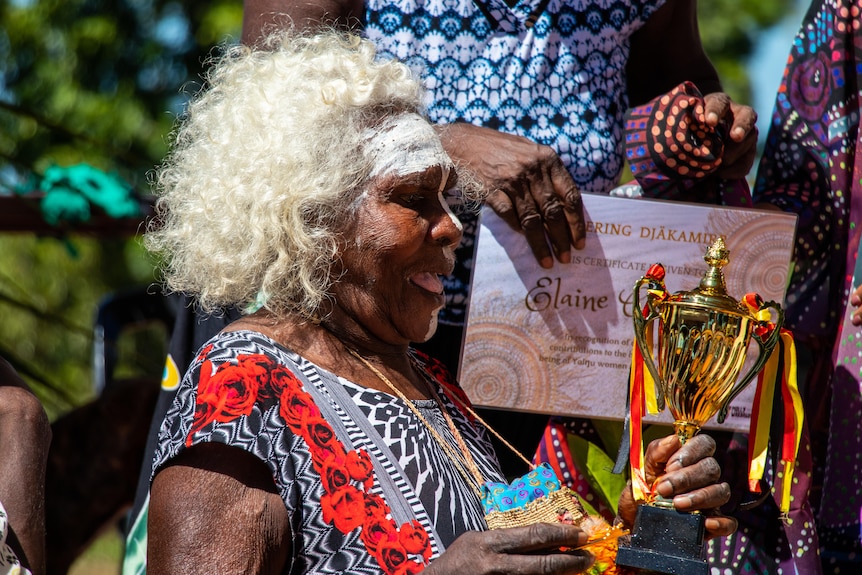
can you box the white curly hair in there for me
[146,29,471,318]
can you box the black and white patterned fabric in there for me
[0,501,29,575]
[152,330,504,574]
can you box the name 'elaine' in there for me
[526,277,609,312]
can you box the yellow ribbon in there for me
[747,327,803,516]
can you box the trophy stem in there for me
[673,422,700,445]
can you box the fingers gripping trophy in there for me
[615,237,797,575]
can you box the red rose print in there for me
[346,449,374,487]
[360,513,398,555]
[279,386,321,433]
[187,356,264,445]
[268,364,301,399]
[305,416,346,467]
[398,521,431,558]
[273,357,433,574]
[321,456,352,493]
[196,343,214,362]
[364,492,389,519]
[321,484,366,532]
[238,354,275,386]
[377,539,409,573]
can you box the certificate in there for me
[458,193,798,432]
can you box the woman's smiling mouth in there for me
[409,272,444,294]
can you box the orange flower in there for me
[579,515,634,575]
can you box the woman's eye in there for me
[442,189,464,210]
[401,194,424,205]
[442,189,461,203]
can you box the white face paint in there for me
[436,164,463,233]
[423,314,439,342]
[365,113,449,179]
[364,113,462,232]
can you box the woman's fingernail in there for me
[655,479,673,497]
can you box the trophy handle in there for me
[716,300,785,423]
[632,275,666,412]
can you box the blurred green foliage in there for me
[0,0,243,416]
[698,0,788,104]
[0,0,787,416]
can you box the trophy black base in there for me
[615,504,708,575]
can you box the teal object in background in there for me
[37,164,141,226]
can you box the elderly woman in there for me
[143,29,735,573]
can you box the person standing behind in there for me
[753,0,862,572]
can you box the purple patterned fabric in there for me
[624,80,751,206]
[753,1,862,572]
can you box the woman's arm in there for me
[0,356,51,575]
[241,0,364,44]
[628,0,758,180]
[627,0,721,105]
[148,442,291,574]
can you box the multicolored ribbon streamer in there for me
[628,265,668,503]
[628,333,650,502]
[742,294,804,516]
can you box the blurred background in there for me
[0,0,809,572]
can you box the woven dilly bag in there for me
[481,464,632,575]
[481,463,587,529]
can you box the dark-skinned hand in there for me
[423,522,595,575]
[702,93,758,180]
[850,284,862,326]
[436,122,586,269]
[617,434,737,540]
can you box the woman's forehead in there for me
[364,113,453,179]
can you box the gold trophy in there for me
[615,237,783,575]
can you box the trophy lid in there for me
[671,237,747,316]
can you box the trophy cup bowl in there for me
[615,238,783,575]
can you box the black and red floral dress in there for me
[151,330,504,574]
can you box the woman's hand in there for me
[424,523,595,575]
[702,93,758,180]
[617,434,737,540]
[436,123,586,269]
[850,284,862,326]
